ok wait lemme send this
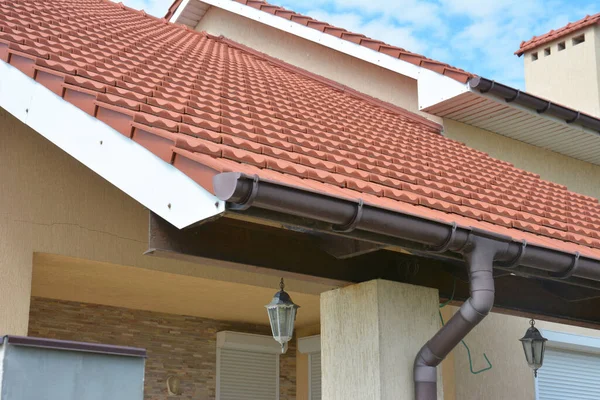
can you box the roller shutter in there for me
[537,347,600,400]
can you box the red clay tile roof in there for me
[164,0,474,84]
[517,13,600,56]
[3,0,600,260]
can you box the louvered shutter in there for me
[217,348,279,400]
[537,347,600,400]
[309,352,322,400]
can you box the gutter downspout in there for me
[414,233,507,400]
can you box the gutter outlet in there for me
[414,233,507,400]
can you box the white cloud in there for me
[114,0,173,18]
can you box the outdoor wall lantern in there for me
[266,278,299,353]
[519,319,548,377]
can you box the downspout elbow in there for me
[414,236,499,400]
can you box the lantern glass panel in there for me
[532,339,546,368]
[521,340,534,365]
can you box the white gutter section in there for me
[0,61,224,229]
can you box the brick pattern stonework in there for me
[28,297,296,400]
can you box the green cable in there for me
[439,278,493,375]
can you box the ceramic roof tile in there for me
[517,13,600,55]
[4,0,600,258]
[165,0,474,83]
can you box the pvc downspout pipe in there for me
[213,172,600,397]
[414,234,504,399]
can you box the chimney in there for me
[516,14,600,117]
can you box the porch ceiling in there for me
[423,91,600,165]
[31,253,321,328]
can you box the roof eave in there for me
[421,75,600,165]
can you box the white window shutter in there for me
[309,352,322,400]
[537,348,600,400]
[216,332,280,400]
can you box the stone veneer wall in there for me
[28,297,296,400]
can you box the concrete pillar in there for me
[321,279,442,400]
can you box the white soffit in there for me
[171,0,421,80]
[0,61,224,229]
[171,0,210,28]
[423,90,600,165]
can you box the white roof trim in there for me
[0,61,224,229]
[172,0,423,80]
[422,85,600,165]
[417,67,470,110]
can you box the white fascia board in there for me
[217,331,283,354]
[170,0,190,23]
[186,0,422,80]
[297,335,321,354]
[417,67,470,111]
[0,61,224,229]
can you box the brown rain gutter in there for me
[469,76,600,133]
[213,172,600,399]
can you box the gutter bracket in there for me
[496,239,527,269]
[566,111,581,124]
[426,222,457,253]
[505,89,521,103]
[549,252,581,279]
[332,199,364,233]
[536,102,552,114]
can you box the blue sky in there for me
[118,0,598,89]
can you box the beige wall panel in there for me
[195,8,435,120]
[444,119,600,200]
[320,279,442,400]
[524,25,600,117]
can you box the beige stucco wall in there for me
[0,107,330,335]
[443,305,600,400]
[523,25,600,117]
[444,119,600,200]
[195,7,427,118]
